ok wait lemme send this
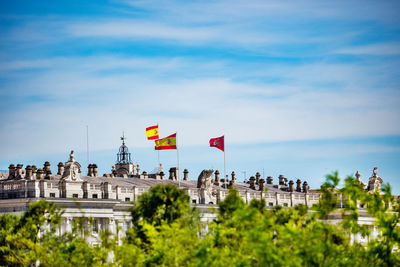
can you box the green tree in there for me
[130,184,197,227]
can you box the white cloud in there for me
[335,43,400,56]
[0,55,399,160]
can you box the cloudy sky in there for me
[0,0,399,191]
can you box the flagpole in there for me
[176,132,180,188]
[157,123,160,172]
[86,125,89,167]
[158,150,160,172]
[224,135,226,188]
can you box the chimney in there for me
[159,171,165,180]
[259,178,265,191]
[16,164,23,179]
[44,162,52,179]
[267,176,273,185]
[278,175,288,186]
[87,164,93,177]
[231,171,236,184]
[183,169,189,181]
[302,181,309,193]
[37,168,44,180]
[255,172,261,185]
[32,165,37,179]
[169,167,179,180]
[169,168,174,180]
[214,170,220,185]
[93,164,98,177]
[296,179,302,192]
[8,164,15,179]
[136,164,140,176]
[249,176,256,190]
[57,162,64,175]
[288,180,294,192]
[25,165,33,180]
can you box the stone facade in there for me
[0,138,389,243]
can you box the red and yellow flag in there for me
[146,125,159,140]
[155,133,177,150]
[209,136,224,152]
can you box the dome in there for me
[116,135,132,164]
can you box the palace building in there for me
[0,136,386,244]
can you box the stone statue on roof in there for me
[62,150,82,181]
[367,167,383,192]
[355,170,366,187]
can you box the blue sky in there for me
[0,0,399,192]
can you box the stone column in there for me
[109,218,116,235]
[83,181,89,198]
[116,185,121,200]
[305,193,310,207]
[290,192,294,207]
[39,180,47,197]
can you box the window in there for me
[192,199,197,204]
[283,203,288,207]
[269,202,274,206]
[92,194,98,199]
[93,220,98,233]
[125,197,130,202]
[72,194,78,198]
[209,202,214,205]
[50,193,56,198]
[125,221,130,231]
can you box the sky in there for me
[0,0,399,192]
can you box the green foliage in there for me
[1,178,400,266]
[131,184,198,227]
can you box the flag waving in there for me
[209,136,224,152]
[146,125,159,140]
[155,133,177,150]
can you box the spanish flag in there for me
[146,125,159,140]
[155,133,177,150]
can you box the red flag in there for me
[209,136,224,152]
